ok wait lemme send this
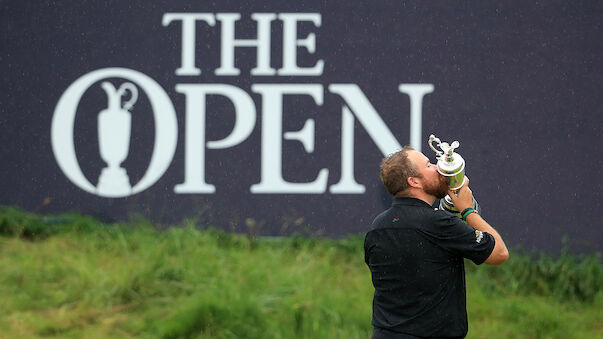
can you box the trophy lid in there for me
[436,152,464,176]
[428,134,465,175]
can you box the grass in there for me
[0,206,601,338]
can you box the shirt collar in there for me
[392,196,433,208]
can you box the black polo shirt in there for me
[364,197,495,338]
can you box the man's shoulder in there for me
[396,203,452,223]
[420,207,474,237]
[430,207,459,222]
[370,208,394,228]
[369,203,443,230]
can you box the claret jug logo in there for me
[96,81,138,196]
[52,12,434,198]
[51,68,178,198]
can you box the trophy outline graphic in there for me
[96,81,139,197]
[51,68,179,198]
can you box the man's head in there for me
[380,146,449,199]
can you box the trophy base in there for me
[439,195,481,220]
[97,167,132,197]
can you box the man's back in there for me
[364,197,494,337]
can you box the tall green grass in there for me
[1,206,601,338]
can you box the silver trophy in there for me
[428,134,480,218]
[96,82,138,197]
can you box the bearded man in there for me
[364,146,509,339]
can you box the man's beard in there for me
[424,174,449,199]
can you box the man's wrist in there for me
[461,208,477,221]
[455,205,472,214]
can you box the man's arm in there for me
[448,178,509,265]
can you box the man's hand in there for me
[446,176,509,265]
[447,177,473,211]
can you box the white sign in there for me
[51,12,434,197]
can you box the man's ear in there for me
[407,176,421,189]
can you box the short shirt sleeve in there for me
[422,210,495,265]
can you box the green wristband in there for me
[462,209,476,221]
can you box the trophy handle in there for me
[118,83,138,112]
[428,134,443,156]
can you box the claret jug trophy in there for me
[428,134,480,218]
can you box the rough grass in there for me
[0,206,601,338]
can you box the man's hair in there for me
[380,146,421,196]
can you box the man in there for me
[364,146,509,339]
